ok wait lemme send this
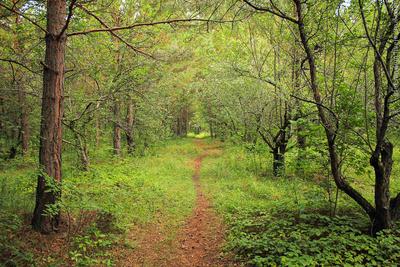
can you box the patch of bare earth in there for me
[116,140,236,266]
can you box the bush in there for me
[228,213,400,266]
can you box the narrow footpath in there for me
[116,140,232,267]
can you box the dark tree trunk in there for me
[113,100,121,155]
[371,141,393,233]
[32,0,66,233]
[272,146,285,177]
[294,0,376,222]
[369,54,394,233]
[126,101,135,154]
[209,121,214,138]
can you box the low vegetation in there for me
[201,143,400,266]
[0,139,197,265]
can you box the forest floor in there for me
[3,138,400,266]
[115,140,234,266]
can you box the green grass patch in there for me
[0,138,198,266]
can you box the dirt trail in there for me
[115,140,232,267]
[171,145,226,266]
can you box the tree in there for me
[243,0,400,234]
[32,0,67,233]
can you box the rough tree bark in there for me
[32,0,66,233]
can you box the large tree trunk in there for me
[371,141,393,233]
[370,55,393,233]
[32,0,66,233]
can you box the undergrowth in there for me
[201,143,400,266]
[0,138,198,266]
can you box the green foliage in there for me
[0,212,34,266]
[201,143,400,266]
[229,213,400,266]
[69,226,114,267]
[0,139,197,265]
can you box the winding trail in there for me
[172,144,226,266]
[115,140,231,266]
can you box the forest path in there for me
[115,139,230,266]
[171,139,227,266]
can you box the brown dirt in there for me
[115,140,235,267]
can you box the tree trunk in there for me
[294,0,376,222]
[74,129,89,171]
[126,100,135,154]
[18,88,29,155]
[371,141,392,233]
[12,0,30,155]
[32,0,66,233]
[95,116,101,147]
[113,100,121,155]
[272,143,286,177]
[370,54,393,233]
[79,140,89,171]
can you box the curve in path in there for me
[115,140,231,266]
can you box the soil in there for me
[116,140,235,266]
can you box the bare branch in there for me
[58,0,78,38]
[242,0,299,24]
[67,17,243,37]
[0,58,40,75]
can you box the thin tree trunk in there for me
[113,100,121,155]
[32,0,66,233]
[294,0,376,220]
[77,134,89,171]
[126,100,135,154]
[272,148,285,177]
[95,116,100,147]
[12,0,29,155]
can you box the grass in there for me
[2,137,400,266]
[200,142,400,266]
[0,138,199,266]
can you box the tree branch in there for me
[58,0,77,38]
[0,58,40,75]
[74,4,157,59]
[67,17,242,37]
[242,0,299,24]
[0,2,47,34]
